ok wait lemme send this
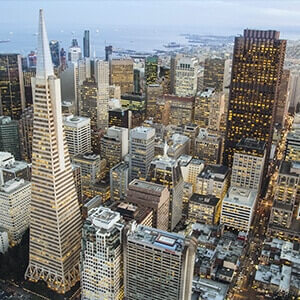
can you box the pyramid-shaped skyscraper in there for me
[25,9,82,293]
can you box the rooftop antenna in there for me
[163,139,169,158]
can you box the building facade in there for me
[25,11,82,293]
[129,126,155,181]
[223,29,286,167]
[124,225,197,300]
[0,178,31,246]
[126,179,170,231]
[0,53,25,119]
[81,207,125,300]
[63,115,91,157]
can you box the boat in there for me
[0,40,10,43]
[163,42,181,48]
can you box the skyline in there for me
[0,3,300,300]
[1,1,300,56]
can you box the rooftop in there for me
[198,88,215,98]
[63,115,90,127]
[192,277,228,300]
[129,179,166,193]
[178,154,193,166]
[190,193,220,207]
[111,161,129,173]
[236,138,266,154]
[198,164,229,181]
[280,160,300,176]
[224,187,257,208]
[88,207,121,230]
[0,178,30,194]
[74,152,100,162]
[130,126,155,139]
[128,225,185,253]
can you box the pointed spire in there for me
[36,9,54,79]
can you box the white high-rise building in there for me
[231,138,266,192]
[97,85,109,130]
[174,55,199,97]
[63,115,91,156]
[0,178,31,246]
[129,126,155,181]
[221,187,257,232]
[81,207,125,300]
[68,40,82,63]
[95,60,109,87]
[124,225,197,300]
[100,126,129,169]
[25,10,82,293]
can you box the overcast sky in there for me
[1,0,300,38]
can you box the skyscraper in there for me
[147,152,184,230]
[145,56,158,85]
[83,30,90,58]
[0,54,25,119]
[110,59,134,95]
[49,40,60,67]
[129,126,155,181]
[0,178,31,246]
[230,138,266,192]
[0,116,21,160]
[19,106,33,162]
[105,45,113,62]
[146,84,163,118]
[126,179,170,231]
[25,10,82,293]
[81,207,125,300]
[223,29,286,167]
[203,57,225,92]
[63,115,92,157]
[68,38,82,63]
[173,55,199,97]
[124,225,197,300]
[100,126,129,169]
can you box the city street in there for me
[228,115,293,299]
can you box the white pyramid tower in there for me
[25,9,82,293]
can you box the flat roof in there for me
[236,138,266,153]
[128,225,185,253]
[88,207,121,230]
[192,277,228,300]
[63,115,90,127]
[280,160,300,176]
[190,193,220,207]
[129,179,166,193]
[198,164,229,180]
[0,178,30,194]
[111,161,129,172]
[224,187,257,208]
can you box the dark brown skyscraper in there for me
[0,54,25,119]
[203,57,225,92]
[223,29,286,167]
